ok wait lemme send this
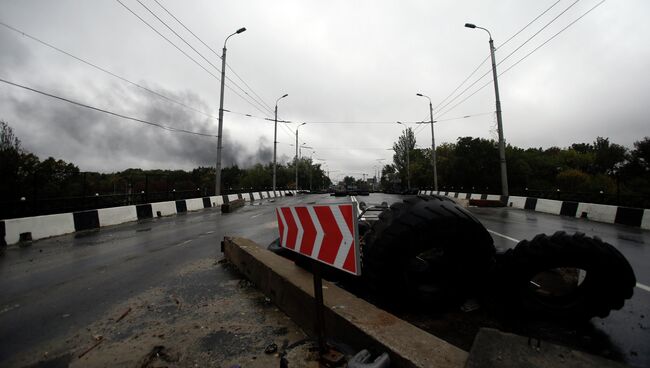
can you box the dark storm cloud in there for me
[7,79,274,172]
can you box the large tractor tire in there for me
[361,195,496,305]
[501,231,636,321]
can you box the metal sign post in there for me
[275,203,360,359]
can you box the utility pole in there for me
[466,23,509,196]
[273,94,288,193]
[417,93,438,191]
[295,123,306,191]
[215,27,246,196]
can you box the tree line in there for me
[0,121,330,217]
[382,127,650,205]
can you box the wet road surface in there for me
[1,193,648,367]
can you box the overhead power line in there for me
[115,0,272,118]
[151,0,275,113]
[430,0,569,115]
[0,20,218,120]
[134,0,273,116]
[434,0,607,120]
[0,77,217,137]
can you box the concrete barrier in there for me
[535,199,563,215]
[4,213,75,245]
[260,191,268,199]
[223,237,468,368]
[221,199,245,213]
[252,192,261,200]
[486,194,501,201]
[576,202,618,223]
[470,193,482,200]
[209,195,224,207]
[508,196,527,209]
[643,210,650,230]
[186,198,204,211]
[226,194,239,203]
[151,201,177,217]
[98,206,138,227]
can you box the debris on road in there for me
[77,336,103,359]
[264,342,278,354]
[115,307,131,323]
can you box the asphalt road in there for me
[1,193,648,367]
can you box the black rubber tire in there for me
[503,231,636,321]
[361,195,495,304]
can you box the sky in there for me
[0,0,649,181]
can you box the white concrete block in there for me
[470,193,482,200]
[97,206,137,227]
[457,192,466,198]
[4,213,75,245]
[576,202,617,224]
[151,201,177,217]
[227,194,239,202]
[487,194,501,201]
[186,198,204,211]
[253,192,261,200]
[508,196,527,209]
[261,192,268,199]
[535,199,562,215]
[210,196,224,206]
[642,209,650,230]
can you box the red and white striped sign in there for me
[276,204,360,275]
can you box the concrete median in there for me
[222,236,468,368]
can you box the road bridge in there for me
[0,194,647,367]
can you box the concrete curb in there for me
[1,190,296,246]
[419,190,649,230]
[222,236,468,368]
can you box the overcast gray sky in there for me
[1,0,648,180]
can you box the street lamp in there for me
[295,123,306,190]
[416,93,438,191]
[465,22,509,196]
[273,93,288,193]
[395,121,410,190]
[215,26,246,196]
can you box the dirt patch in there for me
[10,260,311,368]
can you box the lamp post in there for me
[215,27,246,196]
[295,123,306,190]
[273,93,288,193]
[465,23,509,196]
[416,93,438,191]
[395,121,410,190]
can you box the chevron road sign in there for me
[275,203,361,275]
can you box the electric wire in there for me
[0,20,218,120]
[136,0,273,116]
[434,0,607,120]
[150,0,275,113]
[0,77,217,137]
[115,0,271,117]
[430,0,569,115]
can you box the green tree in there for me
[392,127,416,189]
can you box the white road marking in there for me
[176,239,192,246]
[486,230,650,294]
[0,304,20,315]
[637,283,650,293]
[487,229,520,243]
